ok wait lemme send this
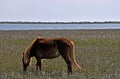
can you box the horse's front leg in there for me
[36,59,41,71]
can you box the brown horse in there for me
[22,37,82,73]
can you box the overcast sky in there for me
[0,0,120,22]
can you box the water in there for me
[0,24,120,30]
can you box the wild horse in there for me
[22,37,82,73]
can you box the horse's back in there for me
[36,37,71,44]
[34,37,73,50]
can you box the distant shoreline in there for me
[0,21,120,24]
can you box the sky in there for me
[0,0,120,22]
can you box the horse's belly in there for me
[42,51,60,59]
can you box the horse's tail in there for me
[70,41,82,70]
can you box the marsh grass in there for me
[0,30,120,79]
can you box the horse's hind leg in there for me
[61,53,72,74]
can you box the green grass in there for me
[0,30,120,79]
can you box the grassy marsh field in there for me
[0,30,120,79]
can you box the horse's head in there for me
[22,47,31,71]
[22,37,39,72]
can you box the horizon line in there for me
[0,21,120,24]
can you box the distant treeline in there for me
[0,21,120,24]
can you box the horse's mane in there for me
[23,37,41,64]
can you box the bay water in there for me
[0,24,120,30]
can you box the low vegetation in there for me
[0,30,120,79]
